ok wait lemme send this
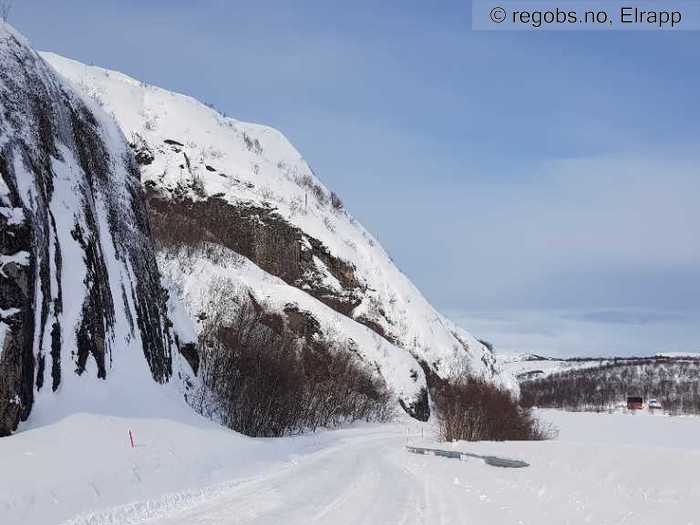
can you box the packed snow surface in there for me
[2,409,700,525]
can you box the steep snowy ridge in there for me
[43,52,513,417]
[0,24,174,435]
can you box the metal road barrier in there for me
[406,445,530,468]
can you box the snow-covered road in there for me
[73,412,700,525]
[142,428,431,525]
[140,426,485,525]
[4,410,700,525]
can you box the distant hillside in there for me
[496,353,616,382]
[517,355,700,414]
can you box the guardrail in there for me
[406,445,529,468]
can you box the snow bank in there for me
[1,411,329,525]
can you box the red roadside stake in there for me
[129,429,135,449]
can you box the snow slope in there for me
[158,245,426,409]
[3,409,699,525]
[496,352,612,381]
[41,53,513,415]
[0,23,172,435]
[658,352,700,358]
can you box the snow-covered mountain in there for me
[0,24,174,435]
[43,52,513,419]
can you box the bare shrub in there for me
[191,173,206,198]
[322,216,335,232]
[259,185,276,201]
[197,296,394,436]
[433,375,555,442]
[294,172,314,188]
[293,173,329,206]
[330,191,343,210]
[144,116,158,131]
[243,132,263,155]
[311,183,328,206]
[289,195,306,217]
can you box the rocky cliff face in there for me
[44,53,514,420]
[0,25,172,435]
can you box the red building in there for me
[627,396,643,410]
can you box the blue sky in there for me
[10,1,700,355]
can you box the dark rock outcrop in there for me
[146,191,365,316]
[0,25,172,435]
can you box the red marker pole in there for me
[129,429,135,449]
